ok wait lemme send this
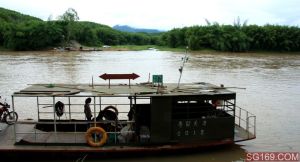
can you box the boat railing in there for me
[37,103,131,121]
[33,95,149,121]
[235,105,256,140]
[14,120,135,145]
[12,95,150,145]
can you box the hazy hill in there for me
[0,7,42,23]
[0,7,160,50]
[113,25,163,33]
[1,7,299,52]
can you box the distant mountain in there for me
[113,25,163,33]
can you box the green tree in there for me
[57,8,79,45]
[58,8,79,22]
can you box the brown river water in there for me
[0,50,299,161]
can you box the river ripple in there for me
[0,50,299,161]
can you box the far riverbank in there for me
[1,45,300,55]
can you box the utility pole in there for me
[177,46,189,88]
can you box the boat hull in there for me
[0,123,234,159]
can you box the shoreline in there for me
[1,45,300,55]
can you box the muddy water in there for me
[0,50,299,161]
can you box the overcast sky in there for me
[0,0,299,30]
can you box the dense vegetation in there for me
[161,21,300,52]
[1,7,300,52]
[0,7,159,50]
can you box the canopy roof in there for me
[13,82,235,98]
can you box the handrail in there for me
[14,120,135,144]
[13,95,148,144]
[235,105,256,140]
[246,115,256,138]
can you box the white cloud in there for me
[0,0,299,30]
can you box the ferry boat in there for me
[0,74,256,158]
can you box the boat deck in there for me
[234,125,255,142]
[0,122,253,153]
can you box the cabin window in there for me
[172,98,235,120]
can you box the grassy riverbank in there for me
[105,45,300,54]
[80,44,299,54]
[0,46,11,51]
[1,44,299,55]
[103,45,218,53]
[105,45,186,52]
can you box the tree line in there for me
[160,23,300,52]
[1,7,300,52]
[0,7,159,50]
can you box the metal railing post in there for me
[37,97,40,120]
[239,107,241,127]
[75,122,77,143]
[93,96,96,127]
[99,96,101,111]
[246,111,249,138]
[35,127,37,142]
[115,120,117,143]
[68,96,71,120]
[12,95,17,143]
[254,116,256,137]
[53,96,57,142]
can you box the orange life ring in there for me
[85,127,108,147]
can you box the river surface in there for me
[0,50,299,161]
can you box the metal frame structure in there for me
[10,83,256,146]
